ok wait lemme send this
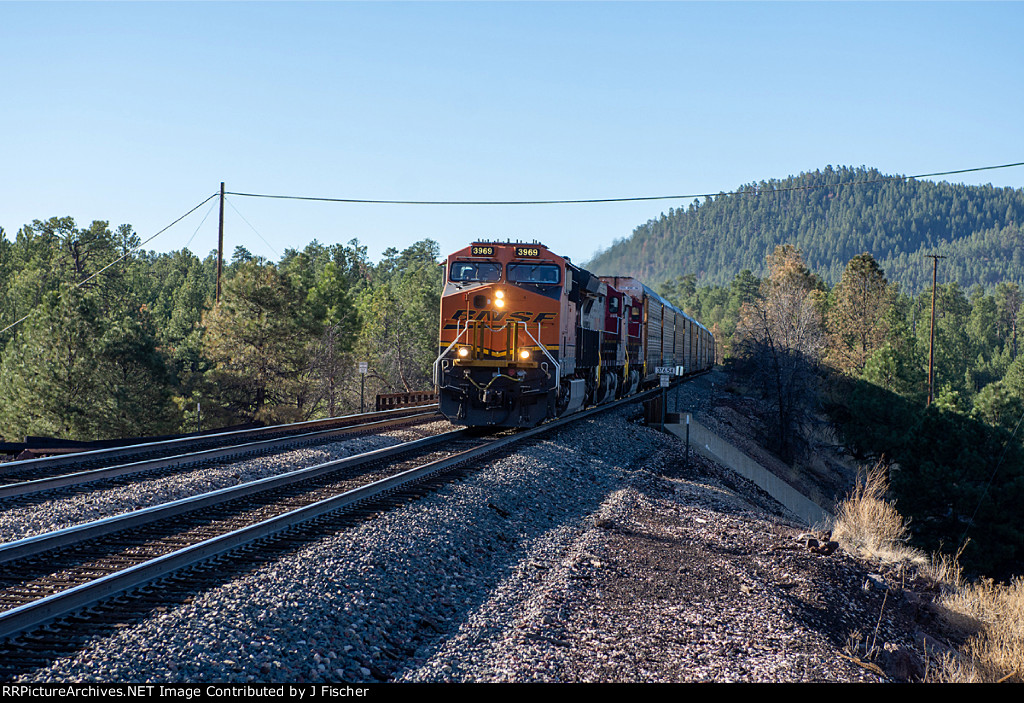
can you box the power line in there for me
[225,196,280,259]
[225,160,1024,206]
[0,192,219,337]
[184,197,220,251]
[74,192,221,291]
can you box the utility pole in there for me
[216,182,225,303]
[926,254,947,406]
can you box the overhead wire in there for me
[183,197,220,251]
[0,192,220,337]
[69,192,221,293]
[224,160,1024,206]
[225,196,280,259]
[3,159,1021,338]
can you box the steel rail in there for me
[0,411,440,500]
[0,386,666,642]
[0,404,439,476]
[0,430,465,566]
[0,435,497,642]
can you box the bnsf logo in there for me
[446,310,557,323]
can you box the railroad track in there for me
[0,404,439,480]
[0,388,663,677]
[0,406,440,501]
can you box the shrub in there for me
[832,463,925,566]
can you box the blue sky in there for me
[2,1,1022,267]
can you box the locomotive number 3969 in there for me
[515,247,540,257]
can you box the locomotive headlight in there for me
[495,289,505,299]
[458,347,469,358]
[494,297,506,308]
[519,349,531,360]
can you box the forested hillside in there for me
[697,245,1024,576]
[586,166,1024,292]
[0,217,441,442]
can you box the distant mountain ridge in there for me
[585,166,1024,293]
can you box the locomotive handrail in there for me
[518,321,560,387]
[434,319,560,390]
[433,320,470,386]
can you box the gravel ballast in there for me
[9,388,940,683]
[0,421,453,543]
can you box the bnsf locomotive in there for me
[434,241,715,428]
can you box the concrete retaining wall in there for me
[666,417,832,528]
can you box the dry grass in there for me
[921,548,964,590]
[831,463,1023,683]
[932,576,1024,682]
[830,462,926,566]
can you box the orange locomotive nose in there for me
[440,276,558,365]
[435,242,565,427]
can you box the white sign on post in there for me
[358,362,368,374]
[659,374,671,388]
[654,366,676,376]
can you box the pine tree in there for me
[0,287,104,440]
[827,253,894,375]
[201,261,311,424]
[355,240,442,396]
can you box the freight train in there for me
[434,241,715,428]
